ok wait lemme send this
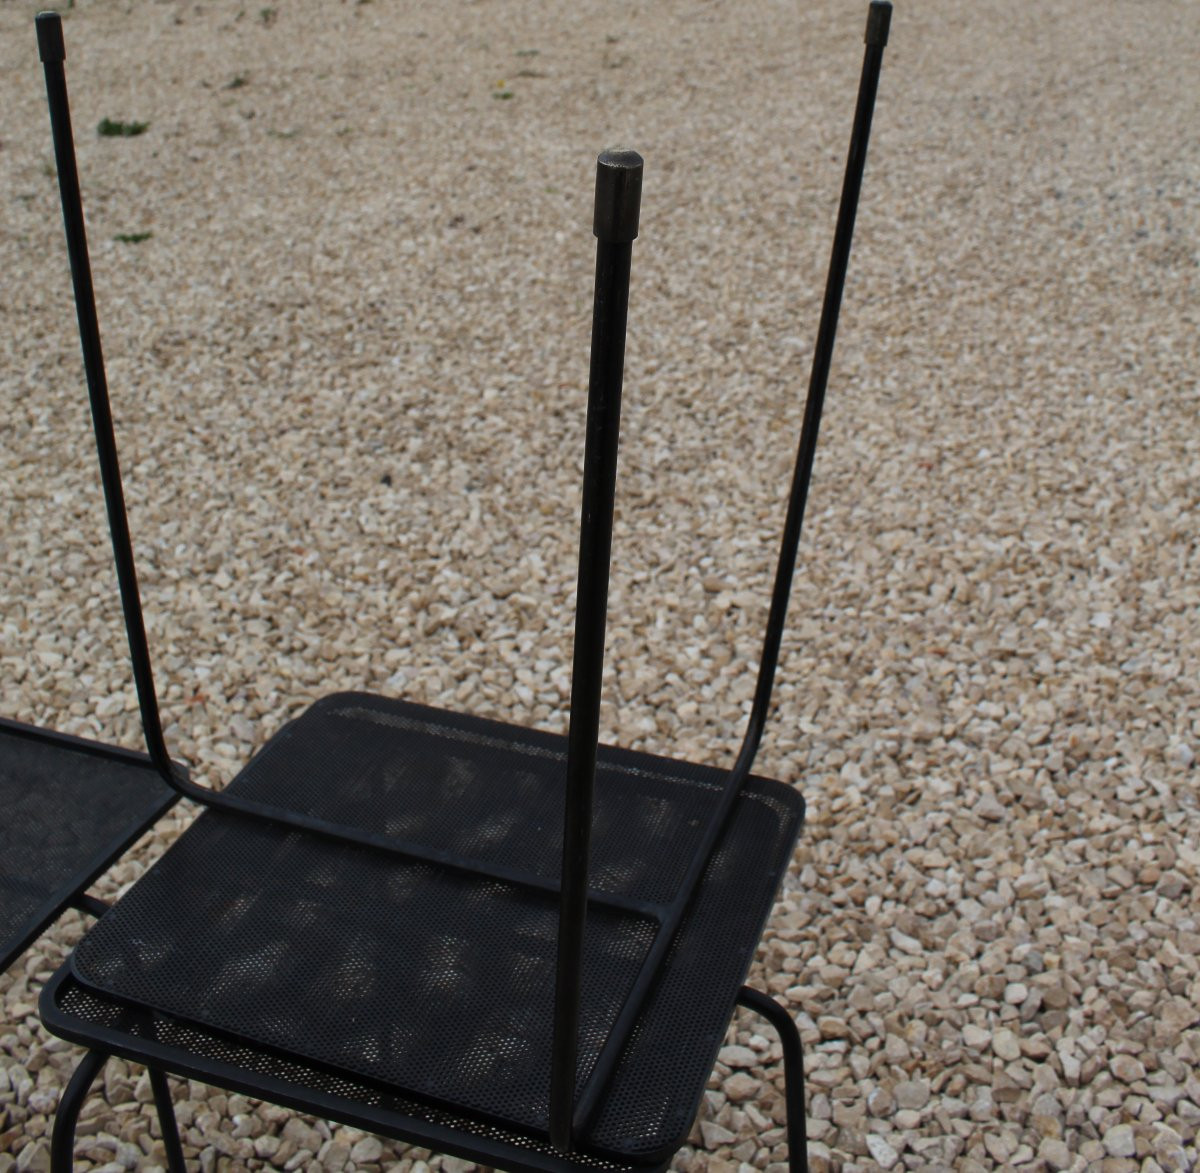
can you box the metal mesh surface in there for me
[45,968,654,1173]
[588,786,799,1157]
[75,814,656,1129]
[230,693,735,906]
[69,694,803,1159]
[0,720,177,973]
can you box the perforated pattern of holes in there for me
[588,787,802,1158]
[232,693,728,906]
[51,973,645,1173]
[74,812,656,1132]
[66,693,804,1159]
[0,724,174,970]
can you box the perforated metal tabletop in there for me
[68,693,803,1162]
[0,718,177,973]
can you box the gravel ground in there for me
[2,0,1198,1170]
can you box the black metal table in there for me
[44,696,805,1168]
[28,2,892,1169]
[0,701,176,978]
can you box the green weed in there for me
[97,117,149,137]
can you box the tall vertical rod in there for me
[37,11,175,786]
[572,1,893,1134]
[31,11,694,894]
[549,149,643,1151]
[733,0,892,777]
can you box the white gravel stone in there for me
[893,1081,930,1112]
[1037,1137,1073,1170]
[991,1029,1021,1061]
[1111,1054,1148,1083]
[352,1136,384,1162]
[701,1121,738,1149]
[722,1073,762,1103]
[718,1046,760,1069]
[865,1134,899,1169]
[1103,1124,1137,1158]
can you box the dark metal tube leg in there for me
[735,0,893,774]
[51,1050,109,1173]
[736,987,808,1173]
[148,1068,187,1173]
[572,9,895,1135]
[36,11,175,784]
[549,149,644,1152]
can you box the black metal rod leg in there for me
[736,987,808,1173]
[36,10,175,783]
[573,10,894,1131]
[51,1050,109,1173]
[549,147,643,1152]
[148,1068,187,1173]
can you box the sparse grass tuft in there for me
[97,117,149,137]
